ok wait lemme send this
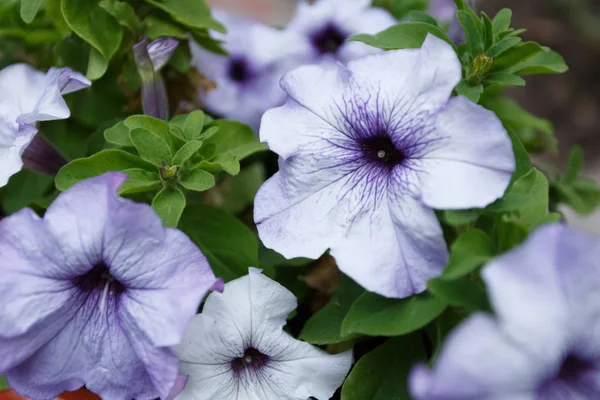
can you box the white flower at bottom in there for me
[173,268,352,400]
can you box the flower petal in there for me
[410,314,543,400]
[147,38,179,71]
[331,192,448,298]
[0,64,46,123]
[418,96,515,209]
[0,121,36,187]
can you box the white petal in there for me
[418,96,515,209]
[0,121,36,187]
[331,191,448,298]
[0,64,46,123]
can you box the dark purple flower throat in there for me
[231,347,271,375]
[311,23,347,55]
[72,263,126,296]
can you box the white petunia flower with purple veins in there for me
[0,64,90,185]
[285,0,396,65]
[255,35,515,299]
[173,268,352,400]
[190,11,305,131]
[410,223,600,399]
[0,172,222,400]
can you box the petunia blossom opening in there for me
[410,223,600,399]
[173,268,353,400]
[255,34,515,298]
[0,64,90,186]
[0,172,222,400]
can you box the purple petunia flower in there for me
[190,11,304,131]
[428,0,457,24]
[0,64,90,185]
[173,268,352,400]
[285,0,396,65]
[0,172,222,400]
[255,35,515,299]
[410,223,600,399]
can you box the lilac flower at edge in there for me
[0,172,221,400]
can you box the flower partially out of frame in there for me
[0,173,222,400]
[0,64,90,186]
[174,268,352,400]
[255,35,515,299]
[284,0,396,65]
[411,223,600,399]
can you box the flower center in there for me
[231,347,270,374]
[539,354,598,397]
[72,263,125,296]
[360,135,406,167]
[311,23,347,55]
[228,58,252,83]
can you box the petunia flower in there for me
[0,172,222,400]
[255,35,515,299]
[0,64,90,186]
[284,0,396,65]
[173,268,352,400]
[410,223,600,399]
[134,38,179,120]
[428,0,457,24]
[190,11,304,131]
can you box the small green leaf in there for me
[408,10,438,26]
[119,168,161,195]
[152,186,186,227]
[184,110,205,141]
[552,179,600,215]
[20,0,43,23]
[143,16,188,40]
[349,22,454,51]
[180,205,258,281]
[486,37,521,58]
[455,81,483,103]
[442,229,495,280]
[507,128,532,181]
[104,120,133,147]
[300,277,365,345]
[507,49,568,75]
[55,150,157,191]
[130,128,173,166]
[481,12,494,50]
[61,0,123,79]
[341,334,426,400]
[144,0,225,32]
[457,10,484,55]
[485,72,526,87]
[179,168,215,192]
[428,277,491,312]
[492,8,512,35]
[341,292,446,337]
[491,42,544,72]
[205,120,267,161]
[98,0,141,31]
[441,209,481,227]
[125,115,180,153]
[173,140,203,166]
[565,146,583,184]
[0,170,53,214]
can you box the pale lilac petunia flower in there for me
[0,64,90,185]
[190,11,304,131]
[0,172,222,400]
[173,268,352,400]
[285,0,396,65]
[410,223,600,399]
[255,35,515,299]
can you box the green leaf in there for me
[0,170,52,214]
[485,72,526,87]
[507,48,568,75]
[442,229,495,280]
[205,120,267,161]
[491,42,544,72]
[145,0,225,32]
[55,149,157,191]
[119,168,161,195]
[180,205,258,281]
[183,110,205,141]
[341,292,446,337]
[218,162,266,214]
[341,334,426,400]
[130,128,173,166]
[143,16,187,40]
[61,0,123,80]
[486,37,521,58]
[565,146,583,184]
[179,168,215,192]
[552,179,600,215]
[481,12,494,50]
[507,128,532,182]
[152,186,186,227]
[20,0,43,23]
[408,10,438,26]
[98,0,141,31]
[300,277,365,344]
[349,22,455,51]
[455,81,483,103]
[125,115,180,153]
[173,140,203,166]
[458,10,484,55]
[104,120,133,147]
[441,209,481,227]
[492,8,512,35]
[428,277,491,311]
[0,374,8,390]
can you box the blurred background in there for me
[207,0,600,233]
